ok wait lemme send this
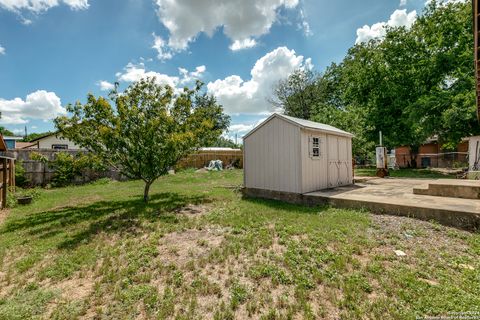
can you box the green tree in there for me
[271,68,317,119]
[208,136,240,149]
[272,0,479,164]
[55,78,230,202]
[23,132,53,142]
[0,127,15,136]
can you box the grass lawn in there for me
[0,169,479,319]
[354,168,457,179]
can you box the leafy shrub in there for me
[51,152,106,187]
[6,192,17,208]
[6,187,41,208]
[29,152,48,164]
[15,160,29,187]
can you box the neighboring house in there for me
[15,142,37,149]
[2,136,23,149]
[22,133,84,150]
[243,113,354,196]
[395,137,468,168]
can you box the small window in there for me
[310,137,321,158]
[52,144,68,150]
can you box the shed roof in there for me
[243,113,354,140]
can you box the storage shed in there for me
[243,113,354,196]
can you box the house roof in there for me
[29,132,57,142]
[243,113,354,140]
[2,136,23,140]
[15,142,37,149]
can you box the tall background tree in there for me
[273,0,479,163]
[55,78,230,202]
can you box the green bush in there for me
[29,152,48,164]
[6,187,41,208]
[15,160,29,187]
[51,152,106,187]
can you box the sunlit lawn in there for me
[0,169,478,319]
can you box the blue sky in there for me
[0,0,426,140]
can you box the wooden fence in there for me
[176,149,243,169]
[11,149,243,187]
[0,156,15,209]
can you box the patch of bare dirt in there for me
[157,227,225,267]
[349,213,477,277]
[42,273,95,319]
[174,204,210,217]
[370,214,472,254]
[41,270,95,303]
[309,286,343,320]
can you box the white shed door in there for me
[337,137,350,186]
[328,136,350,188]
[327,136,339,187]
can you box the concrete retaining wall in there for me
[243,187,480,231]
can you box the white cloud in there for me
[152,33,173,61]
[97,80,115,91]
[298,9,312,36]
[155,0,299,52]
[0,45,4,55]
[115,62,206,89]
[0,0,89,12]
[229,38,257,51]
[356,9,417,44]
[229,123,255,134]
[207,46,311,114]
[0,0,88,23]
[178,65,206,84]
[62,0,88,10]
[400,0,407,6]
[225,117,268,142]
[116,62,179,88]
[0,90,66,124]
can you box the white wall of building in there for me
[244,116,302,193]
[244,115,353,194]
[300,130,352,193]
[35,134,84,150]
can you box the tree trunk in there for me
[143,181,152,203]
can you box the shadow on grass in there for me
[241,196,329,214]
[1,192,208,249]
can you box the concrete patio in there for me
[304,178,480,231]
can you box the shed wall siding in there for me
[300,130,328,193]
[244,117,301,193]
[300,130,353,193]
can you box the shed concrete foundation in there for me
[243,178,480,231]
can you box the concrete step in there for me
[412,184,429,196]
[413,179,480,199]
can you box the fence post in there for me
[2,158,7,209]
